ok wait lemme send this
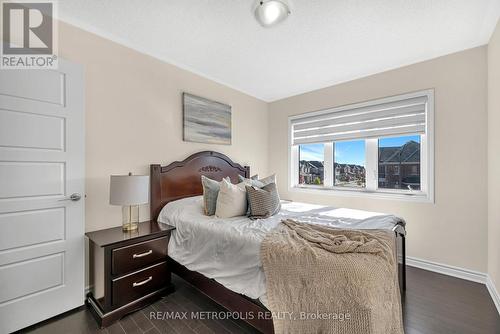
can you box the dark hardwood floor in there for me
[19,267,500,334]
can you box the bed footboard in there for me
[394,225,406,292]
[167,257,274,334]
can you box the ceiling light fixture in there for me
[254,0,290,27]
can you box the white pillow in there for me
[215,179,247,218]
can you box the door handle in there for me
[58,193,82,202]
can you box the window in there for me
[378,135,420,190]
[299,143,324,185]
[334,140,365,188]
[289,90,434,202]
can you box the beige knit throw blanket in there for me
[260,219,404,334]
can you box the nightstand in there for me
[86,221,175,327]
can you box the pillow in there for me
[201,175,229,216]
[215,179,248,218]
[238,174,277,214]
[246,183,281,219]
[238,174,276,188]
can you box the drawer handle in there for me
[133,276,152,287]
[133,250,152,258]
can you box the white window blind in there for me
[291,95,428,145]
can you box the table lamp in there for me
[109,173,149,231]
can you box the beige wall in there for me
[488,20,500,295]
[58,22,269,233]
[269,47,488,272]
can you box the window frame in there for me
[288,90,434,203]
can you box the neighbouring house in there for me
[299,160,324,184]
[378,140,421,190]
[299,159,367,186]
[334,163,366,186]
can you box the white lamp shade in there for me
[109,175,149,206]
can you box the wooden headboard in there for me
[150,151,250,221]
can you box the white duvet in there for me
[158,196,403,304]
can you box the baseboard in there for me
[406,256,500,315]
[486,275,500,315]
[406,256,487,284]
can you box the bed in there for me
[150,151,406,334]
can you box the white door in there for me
[0,59,85,333]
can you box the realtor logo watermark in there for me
[1,1,58,69]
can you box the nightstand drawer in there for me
[112,261,168,307]
[112,236,168,276]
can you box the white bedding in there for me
[158,196,404,304]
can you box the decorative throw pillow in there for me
[238,174,277,187]
[238,174,277,214]
[215,179,248,218]
[246,183,281,219]
[201,175,229,216]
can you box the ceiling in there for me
[59,0,500,102]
